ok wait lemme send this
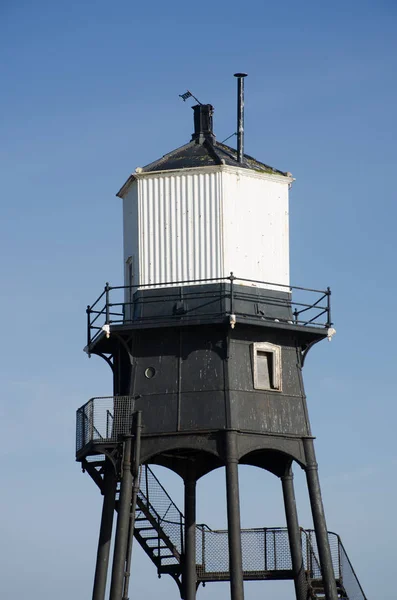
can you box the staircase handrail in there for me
[139,465,184,525]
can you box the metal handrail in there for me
[85,273,332,347]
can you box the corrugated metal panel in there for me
[137,170,223,286]
[123,167,291,290]
[222,170,290,290]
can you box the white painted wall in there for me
[122,181,139,286]
[221,168,290,290]
[135,169,223,285]
[121,166,292,289]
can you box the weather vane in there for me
[179,90,202,105]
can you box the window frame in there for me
[251,342,282,392]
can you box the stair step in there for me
[142,541,168,548]
[135,534,162,542]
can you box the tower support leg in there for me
[122,412,142,600]
[303,438,338,600]
[92,460,117,600]
[281,467,307,600]
[109,436,133,600]
[183,473,197,600]
[225,431,244,600]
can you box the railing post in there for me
[229,272,235,316]
[293,308,299,324]
[273,530,277,570]
[105,282,110,325]
[201,527,205,574]
[157,515,161,566]
[337,534,342,583]
[81,408,85,449]
[180,513,185,556]
[145,465,149,508]
[264,528,267,571]
[86,305,91,347]
[326,287,332,327]
[88,400,94,445]
[80,408,85,449]
[307,532,312,577]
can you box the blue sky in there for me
[1,1,396,598]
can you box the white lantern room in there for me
[117,104,293,292]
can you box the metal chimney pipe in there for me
[234,73,248,163]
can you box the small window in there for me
[252,342,282,391]
[144,367,156,379]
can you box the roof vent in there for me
[191,104,215,144]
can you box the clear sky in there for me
[1,1,396,598]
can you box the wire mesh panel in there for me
[195,527,295,579]
[76,396,135,454]
[339,539,368,600]
[302,530,340,579]
[328,532,341,579]
[242,528,267,572]
[301,529,322,580]
[201,529,230,577]
[264,528,292,571]
[138,465,184,556]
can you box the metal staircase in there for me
[309,579,348,599]
[83,458,366,599]
[134,466,367,599]
[133,466,184,585]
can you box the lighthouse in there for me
[76,76,367,600]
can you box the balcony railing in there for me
[76,396,135,454]
[85,274,332,348]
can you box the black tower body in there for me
[76,101,367,600]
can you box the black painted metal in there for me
[281,469,308,600]
[109,436,134,600]
[234,73,247,163]
[303,438,339,600]
[80,450,366,596]
[122,412,142,600]
[92,460,117,600]
[191,104,215,144]
[118,104,286,178]
[225,431,244,600]
[85,276,331,352]
[183,474,197,600]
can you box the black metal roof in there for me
[140,138,288,176]
[117,104,289,197]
